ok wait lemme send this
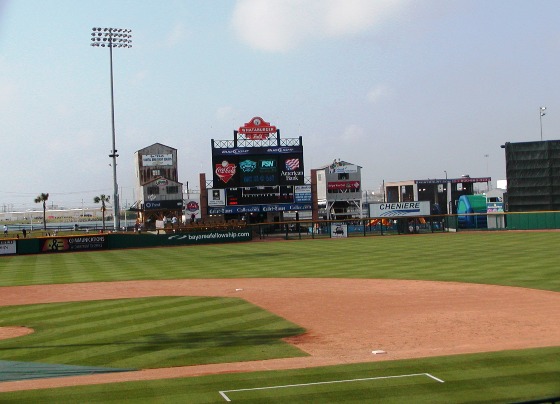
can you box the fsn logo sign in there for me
[260,159,276,170]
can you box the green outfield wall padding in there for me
[506,212,560,230]
[15,238,41,255]
[0,360,133,382]
[107,230,253,249]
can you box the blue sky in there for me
[1,0,559,210]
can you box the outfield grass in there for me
[1,232,559,291]
[0,232,559,402]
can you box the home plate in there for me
[371,350,387,355]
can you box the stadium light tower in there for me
[539,106,546,141]
[90,27,132,231]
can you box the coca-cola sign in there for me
[215,160,237,184]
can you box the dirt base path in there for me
[0,278,559,392]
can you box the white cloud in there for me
[165,22,188,47]
[0,80,17,111]
[215,105,236,121]
[231,0,407,52]
[366,84,392,103]
[341,124,366,142]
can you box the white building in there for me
[315,159,363,219]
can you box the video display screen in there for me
[226,186,295,206]
[238,156,279,187]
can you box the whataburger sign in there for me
[238,117,277,140]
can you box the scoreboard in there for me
[210,145,310,213]
[212,146,305,189]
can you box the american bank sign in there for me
[370,201,431,217]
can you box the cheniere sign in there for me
[370,201,431,217]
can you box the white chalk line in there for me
[219,372,444,401]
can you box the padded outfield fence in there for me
[1,210,559,255]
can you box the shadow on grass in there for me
[0,328,305,352]
[142,328,305,350]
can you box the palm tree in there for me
[34,193,49,231]
[93,194,110,231]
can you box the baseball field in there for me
[0,231,558,402]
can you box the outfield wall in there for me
[8,231,253,255]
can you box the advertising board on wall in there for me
[330,223,348,238]
[0,240,16,255]
[41,236,108,253]
[294,185,312,204]
[142,154,173,167]
[328,163,358,174]
[208,203,312,215]
[143,200,183,210]
[327,181,360,191]
[208,189,226,206]
[369,201,431,217]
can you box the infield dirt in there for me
[0,278,559,392]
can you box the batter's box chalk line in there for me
[218,372,445,401]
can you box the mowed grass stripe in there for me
[101,314,305,369]
[2,232,559,291]
[39,297,230,330]
[1,346,558,403]
[0,297,305,368]
[79,303,303,367]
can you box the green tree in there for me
[93,194,110,231]
[34,193,49,231]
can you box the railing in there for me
[212,137,303,149]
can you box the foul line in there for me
[219,372,444,401]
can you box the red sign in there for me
[327,181,361,191]
[186,201,199,212]
[238,117,277,140]
[215,161,237,184]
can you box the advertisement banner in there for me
[0,240,16,255]
[209,203,312,215]
[143,200,183,210]
[41,236,108,253]
[207,189,225,206]
[238,117,277,140]
[212,158,239,188]
[328,164,358,174]
[212,146,303,156]
[327,181,360,191]
[294,185,312,203]
[166,231,252,244]
[369,201,431,217]
[330,224,348,238]
[142,154,173,167]
[279,154,305,185]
